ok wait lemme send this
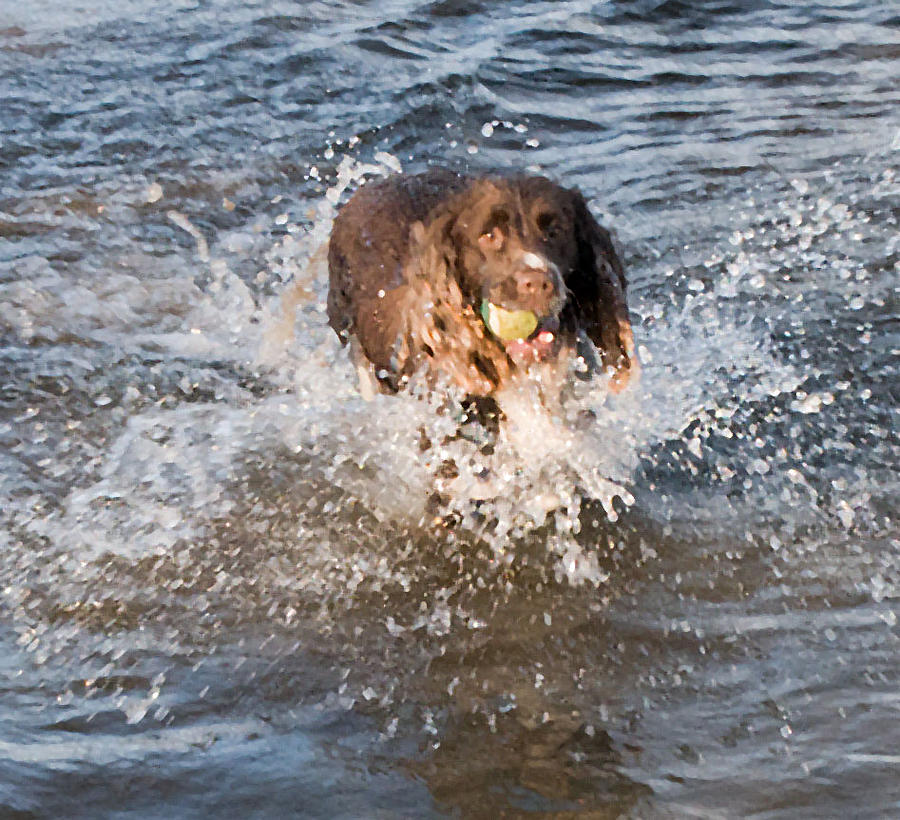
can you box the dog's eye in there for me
[478,225,504,251]
[536,212,557,237]
[479,209,508,251]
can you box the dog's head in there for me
[449,177,575,320]
[404,175,637,395]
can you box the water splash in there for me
[1,146,895,742]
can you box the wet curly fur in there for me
[327,170,637,399]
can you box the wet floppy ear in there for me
[410,220,426,246]
[571,194,639,393]
[418,192,491,300]
[403,209,505,395]
[416,209,461,268]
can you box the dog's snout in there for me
[521,252,547,271]
[514,267,554,298]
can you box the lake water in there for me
[0,1,897,816]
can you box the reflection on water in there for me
[1,1,898,817]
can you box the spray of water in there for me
[1,146,894,733]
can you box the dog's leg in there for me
[350,337,379,401]
[493,376,634,521]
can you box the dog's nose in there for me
[514,267,554,299]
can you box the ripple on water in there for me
[0,2,898,813]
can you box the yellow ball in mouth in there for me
[481,300,538,341]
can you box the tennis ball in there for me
[481,300,538,340]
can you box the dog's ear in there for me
[410,219,427,246]
[570,193,639,393]
[442,180,508,295]
[399,201,509,396]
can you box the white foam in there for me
[12,149,889,598]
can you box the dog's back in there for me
[327,171,466,341]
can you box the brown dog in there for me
[327,171,637,400]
